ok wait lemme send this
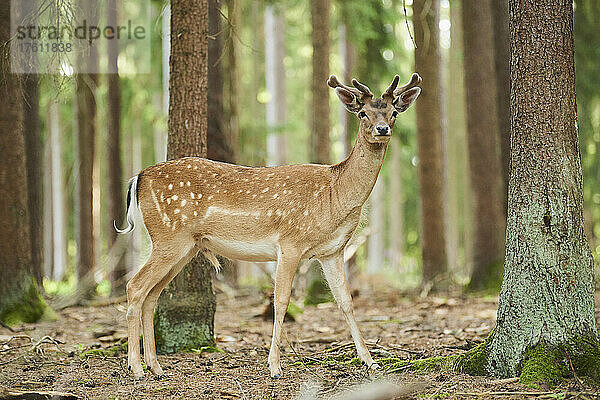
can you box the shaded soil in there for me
[1,285,600,399]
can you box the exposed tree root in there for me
[383,333,600,389]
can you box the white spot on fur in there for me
[273,193,279,199]
[180,182,184,187]
[262,188,269,193]
[194,211,198,217]
[168,184,173,190]
[208,195,213,200]
[267,210,273,216]
[181,199,187,206]
[172,195,178,201]
[190,192,195,199]
[304,210,309,216]
[167,198,171,205]
[187,181,191,186]
[187,164,191,168]
[174,209,180,214]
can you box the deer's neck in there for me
[332,132,388,212]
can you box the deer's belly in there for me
[310,218,358,258]
[203,235,279,262]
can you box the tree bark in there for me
[207,0,233,163]
[155,0,216,353]
[226,0,240,163]
[413,0,448,283]
[76,76,97,298]
[310,0,330,164]
[491,0,510,216]
[447,0,471,277]
[486,0,598,379]
[107,0,126,296]
[0,2,46,324]
[462,0,505,291]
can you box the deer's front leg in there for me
[268,247,301,378]
[320,253,378,370]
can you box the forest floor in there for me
[1,281,600,400]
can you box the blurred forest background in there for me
[8,0,600,304]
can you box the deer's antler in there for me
[328,75,373,101]
[393,73,422,96]
[382,75,400,99]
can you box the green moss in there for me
[304,278,334,306]
[81,341,128,358]
[154,306,215,354]
[286,301,303,320]
[0,277,50,325]
[454,332,494,375]
[384,355,458,374]
[566,336,600,384]
[518,343,568,389]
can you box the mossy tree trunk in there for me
[413,0,448,285]
[486,0,598,382]
[0,2,46,325]
[462,0,505,291]
[155,0,217,354]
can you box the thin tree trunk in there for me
[310,0,330,164]
[43,138,53,280]
[413,0,448,284]
[226,0,240,163]
[76,75,98,298]
[49,101,66,281]
[155,0,216,353]
[491,0,510,216]
[487,0,598,380]
[207,0,233,163]
[107,0,126,296]
[462,0,505,291]
[265,5,287,166]
[447,0,471,277]
[388,137,404,266]
[368,176,385,273]
[0,2,46,323]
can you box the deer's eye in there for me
[358,111,367,119]
[391,110,399,118]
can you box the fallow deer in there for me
[116,73,422,379]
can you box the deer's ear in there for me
[393,87,421,112]
[335,87,363,113]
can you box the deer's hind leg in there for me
[126,237,195,379]
[141,243,200,376]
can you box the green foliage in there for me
[81,341,128,359]
[304,278,334,306]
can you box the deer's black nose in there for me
[376,125,390,135]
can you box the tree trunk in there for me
[462,0,505,291]
[0,2,46,324]
[367,176,385,273]
[207,0,233,163]
[23,76,43,287]
[155,0,216,354]
[48,101,66,281]
[264,5,287,167]
[491,0,510,216]
[76,76,98,299]
[107,0,126,296]
[226,0,240,163]
[486,0,599,381]
[388,137,404,267]
[310,0,330,164]
[447,0,471,277]
[413,0,448,284]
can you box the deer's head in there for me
[328,73,422,144]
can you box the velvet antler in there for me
[328,75,373,101]
[393,73,422,96]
